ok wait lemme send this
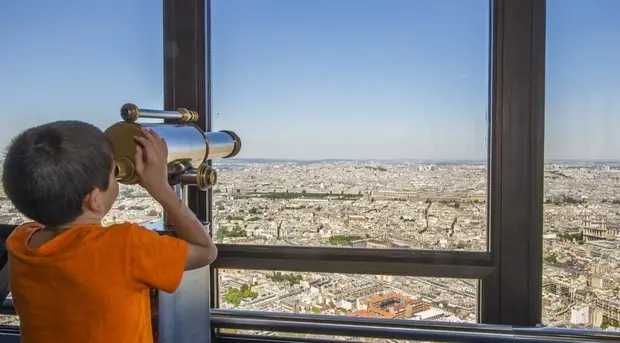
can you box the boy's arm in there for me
[127,185,219,292]
[128,224,187,293]
[152,186,218,270]
[131,127,218,275]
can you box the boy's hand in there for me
[133,128,170,197]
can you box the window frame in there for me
[480,0,546,325]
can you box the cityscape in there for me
[0,0,617,342]
[1,159,620,336]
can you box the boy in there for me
[2,120,218,343]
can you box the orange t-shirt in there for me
[6,222,188,343]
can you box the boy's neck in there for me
[29,215,103,249]
[46,213,103,230]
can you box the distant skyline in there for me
[1,0,620,160]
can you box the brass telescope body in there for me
[104,104,241,190]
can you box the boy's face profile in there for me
[82,158,119,219]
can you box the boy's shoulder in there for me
[90,222,160,243]
[7,222,44,243]
[6,222,44,254]
[6,221,146,236]
[5,222,157,251]
[103,223,172,248]
[106,222,158,237]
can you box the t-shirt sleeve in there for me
[128,224,188,293]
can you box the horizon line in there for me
[227,157,620,163]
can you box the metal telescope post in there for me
[105,104,241,343]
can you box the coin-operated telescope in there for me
[105,104,241,343]
[105,103,241,191]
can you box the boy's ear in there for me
[83,188,103,213]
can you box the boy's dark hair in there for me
[2,120,114,226]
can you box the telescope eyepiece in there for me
[114,156,135,182]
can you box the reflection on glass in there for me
[544,0,620,330]
[211,0,490,251]
[0,0,163,324]
[219,269,478,324]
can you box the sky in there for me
[0,0,619,160]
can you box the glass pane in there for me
[211,0,490,251]
[0,0,163,324]
[219,269,478,324]
[544,0,620,330]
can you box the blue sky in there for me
[0,0,619,160]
